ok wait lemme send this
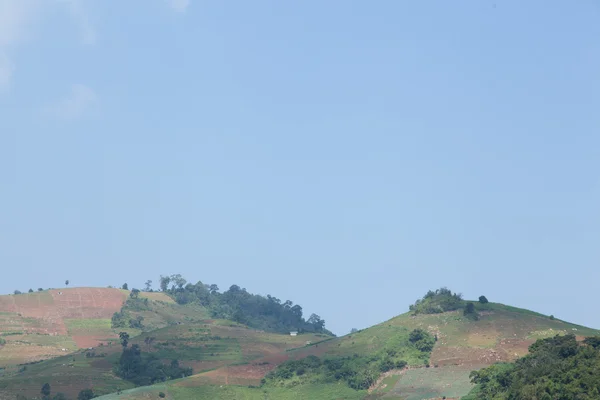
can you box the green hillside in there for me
[91,289,600,400]
[2,287,599,400]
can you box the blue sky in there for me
[1,0,599,335]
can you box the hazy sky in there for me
[1,0,599,335]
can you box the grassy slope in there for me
[0,319,323,398]
[98,301,600,400]
[372,302,600,400]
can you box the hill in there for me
[0,280,335,399]
[91,290,600,400]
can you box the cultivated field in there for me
[0,288,127,366]
[0,318,323,398]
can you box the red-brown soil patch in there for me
[50,288,127,319]
[180,362,277,387]
[0,288,126,336]
[73,336,104,348]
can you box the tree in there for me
[159,275,171,292]
[65,280,69,286]
[28,289,33,293]
[464,302,479,320]
[38,288,44,292]
[41,382,51,397]
[77,388,95,400]
[122,283,129,290]
[209,284,219,294]
[409,329,435,352]
[409,329,427,343]
[308,314,325,331]
[130,288,140,299]
[350,328,358,334]
[170,274,187,289]
[144,336,155,350]
[53,393,67,400]
[119,331,130,348]
[144,280,152,291]
[478,295,488,304]
[13,290,21,295]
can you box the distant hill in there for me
[0,280,334,399]
[1,287,598,400]
[90,291,600,400]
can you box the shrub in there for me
[159,393,166,398]
[478,295,488,304]
[464,302,479,320]
[410,288,464,315]
[409,329,435,352]
[77,388,95,400]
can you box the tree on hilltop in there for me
[130,288,140,299]
[144,280,152,291]
[122,283,129,290]
[478,295,488,304]
[65,280,69,286]
[159,275,171,292]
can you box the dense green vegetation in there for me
[111,297,150,329]
[114,336,192,386]
[409,287,465,315]
[466,334,600,399]
[154,274,333,335]
[264,328,434,391]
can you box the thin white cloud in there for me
[167,0,190,13]
[0,0,40,89]
[0,0,39,47]
[45,84,97,120]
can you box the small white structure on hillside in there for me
[290,331,298,336]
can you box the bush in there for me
[478,295,488,304]
[409,329,435,352]
[410,288,464,315]
[77,388,95,400]
[114,344,192,385]
[159,393,166,398]
[464,302,479,321]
